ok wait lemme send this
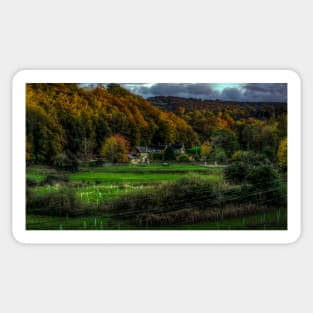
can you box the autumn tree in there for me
[200,141,213,162]
[25,83,287,167]
[277,138,287,171]
[101,135,129,163]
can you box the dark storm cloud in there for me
[121,83,287,102]
[220,87,242,101]
[241,83,287,102]
[127,83,219,99]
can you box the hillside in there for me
[149,96,287,159]
[26,84,198,163]
[26,84,287,165]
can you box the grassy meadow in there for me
[26,163,286,230]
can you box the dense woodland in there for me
[26,83,287,168]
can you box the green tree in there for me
[215,149,227,164]
[241,120,263,152]
[164,146,176,161]
[101,135,129,163]
[211,129,239,158]
[26,104,64,163]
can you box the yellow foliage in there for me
[200,141,213,159]
[277,137,287,171]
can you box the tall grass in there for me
[107,175,286,226]
[26,188,95,217]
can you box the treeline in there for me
[149,96,287,119]
[26,83,287,166]
[26,83,198,163]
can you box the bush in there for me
[224,162,248,184]
[177,153,190,162]
[226,151,273,185]
[231,150,268,166]
[26,178,39,187]
[109,176,220,218]
[53,151,79,172]
[27,188,88,217]
[246,164,280,190]
[215,150,227,164]
[245,165,284,206]
[41,174,69,185]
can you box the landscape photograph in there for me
[26,82,288,230]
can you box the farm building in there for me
[148,145,167,153]
[171,144,185,155]
[129,146,150,164]
[128,144,186,164]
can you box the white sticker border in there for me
[12,69,301,244]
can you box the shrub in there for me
[26,178,39,187]
[224,162,248,184]
[27,188,88,217]
[53,150,79,172]
[177,153,190,162]
[109,176,220,218]
[226,151,273,185]
[231,150,268,166]
[41,174,69,185]
[246,164,280,190]
[245,165,284,206]
[215,150,227,164]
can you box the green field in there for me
[28,164,224,203]
[26,208,287,230]
[26,163,286,230]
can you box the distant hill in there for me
[148,96,287,119]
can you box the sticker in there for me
[12,70,301,244]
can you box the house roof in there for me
[171,144,184,150]
[132,145,183,154]
[134,146,148,153]
[148,145,167,151]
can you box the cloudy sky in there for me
[116,83,287,102]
